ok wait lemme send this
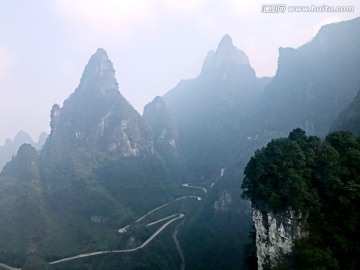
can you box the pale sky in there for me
[0,0,359,143]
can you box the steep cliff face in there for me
[143,96,178,152]
[214,190,232,212]
[252,207,308,269]
[143,96,187,182]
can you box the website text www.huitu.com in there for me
[261,4,354,13]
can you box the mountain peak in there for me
[13,130,33,145]
[77,48,118,95]
[44,49,154,157]
[94,47,108,57]
[86,48,111,70]
[217,34,234,50]
[201,34,250,74]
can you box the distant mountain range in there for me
[0,17,359,270]
[0,130,47,170]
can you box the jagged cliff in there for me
[252,207,308,269]
[143,96,178,153]
[0,48,180,267]
[143,96,187,182]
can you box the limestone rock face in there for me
[253,207,308,269]
[143,96,178,150]
[214,191,232,212]
[143,96,187,182]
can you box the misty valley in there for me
[0,17,360,270]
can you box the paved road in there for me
[49,214,184,265]
[172,222,185,270]
[136,196,201,223]
[0,194,201,268]
[0,263,21,270]
[146,214,178,227]
[182,183,207,193]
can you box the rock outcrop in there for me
[214,191,232,212]
[143,96,187,182]
[143,96,178,151]
[253,207,308,269]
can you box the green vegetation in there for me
[242,128,360,269]
[242,128,319,212]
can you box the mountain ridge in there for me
[0,17,360,270]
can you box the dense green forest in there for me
[242,128,360,269]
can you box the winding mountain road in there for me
[146,214,178,227]
[49,214,184,265]
[183,168,225,191]
[49,195,203,265]
[135,196,201,223]
[0,191,205,268]
[118,195,201,233]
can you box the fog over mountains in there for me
[0,131,47,171]
[0,17,359,270]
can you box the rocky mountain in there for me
[0,49,183,269]
[0,130,47,170]
[40,47,180,222]
[241,18,360,270]
[332,89,360,135]
[253,17,360,139]
[0,17,359,270]
[158,34,264,269]
[44,48,153,157]
[164,34,266,179]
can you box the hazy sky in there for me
[0,0,359,143]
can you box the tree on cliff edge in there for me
[242,129,360,269]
